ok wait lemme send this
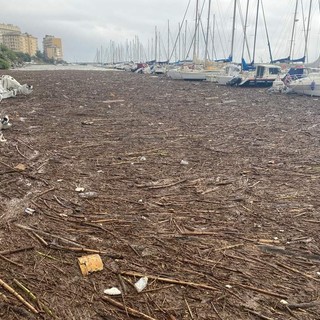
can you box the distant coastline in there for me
[12,63,113,71]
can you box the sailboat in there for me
[216,0,241,85]
[167,0,223,81]
[226,0,285,87]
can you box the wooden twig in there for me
[184,297,194,319]
[0,278,38,314]
[0,246,34,256]
[286,300,320,309]
[36,251,72,265]
[234,283,287,299]
[244,308,273,320]
[49,243,123,259]
[136,179,187,189]
[14,224,83,247]
[15,144,29,159]
[0,254,23,268]
[13,279,53,317]
[32,187,55,200]
[102,295,158,320]
[276,262,320,282]
[32,231,48,246]
[120,271,218,292]
[213,244,243,252]
[211,303,224,320]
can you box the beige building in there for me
[21,33,38,56]
[43,35,63,61]
[1,22,38,56]
[2,32,38,56]
[0,23,20,44]
[2,32,22,52]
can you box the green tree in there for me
[0,57,10,69]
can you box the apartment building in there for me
[43,35,63,61]
[0,23,20,44]
[2,32,22,52]
[1,23,38,56]
[21,33,38,56]
[2,32,38,56]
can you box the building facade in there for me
[2,32,38,56]
[43,35,63,61]
[0,23,20,44]
[21,33,38,56]
[2,32,22,52]
[1,23,38,56]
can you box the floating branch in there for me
[0,278,38,314]
[102,295,158,320]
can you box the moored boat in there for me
[286,73,320,96]
[229,64,283,87]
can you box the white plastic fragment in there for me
[103,287,122,296]
[317,272,320,276]
[280,299,288,305]
[225,284,232,289]
[134,276,148,293]
[25,208,35,215]
[75,187,85,192]
[180,160,189,165]
[139,156,146,161]
[78,191,98,199]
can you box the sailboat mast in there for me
[261,0,273,62]
[241,0,251,62]
[167,20,170,61]
[289,0,299,59]
[252,0,260,64]
[193,0,199,61]
[304,0,313,60]
[204,0,211,67]
[155,26,158,62]
[230,0,237,61]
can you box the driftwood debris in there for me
[1,70,320,319]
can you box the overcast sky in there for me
[2,0,320,63]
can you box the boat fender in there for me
[311,81,316,91]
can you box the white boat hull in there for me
[288,76,320,96]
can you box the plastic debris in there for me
[139,156,146,161]
[103,287,122,296]
[180,160,189,165]
[78,254,103,276]
[134,276,148,293]
[75,187,85,192]
[25,208,35,215]
[81,121,94,125]
[78,191,98,199]
[280,299,288,305]
[14,163,26,171]
[225,284,232,289]
[0,75,33,100]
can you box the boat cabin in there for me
[238,64,282,87]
